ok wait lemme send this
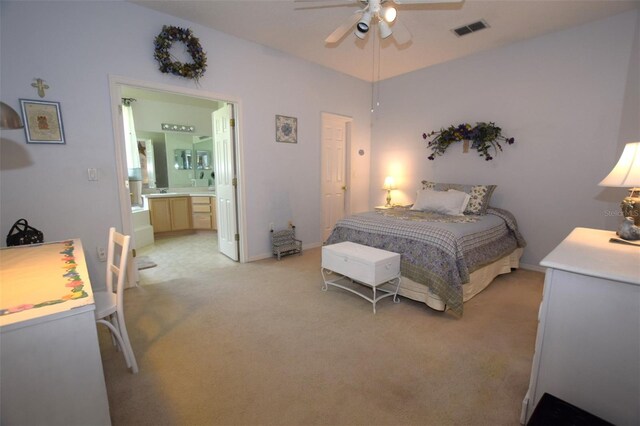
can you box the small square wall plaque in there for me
[276,115,297,144]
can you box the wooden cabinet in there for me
[149,195,216,233]
[149,198,171,232]
[521,227,640,426]
[191,196,216,230]
[149,196,191,233]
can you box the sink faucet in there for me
[159,188,168,194]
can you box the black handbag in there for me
[6,219,44,246]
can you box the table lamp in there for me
[599,141,640,239]
[0,102,24,129]
[383,176,396,207]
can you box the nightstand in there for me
[374,205,393,210]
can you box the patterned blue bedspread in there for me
[325,207,526,316]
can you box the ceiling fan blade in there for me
[325,10,363,43]
[393,0,462,4]
[295,0,356,2]
[391,19,412,44]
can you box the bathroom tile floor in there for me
[136,231,238,286]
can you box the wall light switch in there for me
[87,168,98,181]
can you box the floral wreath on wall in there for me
[423,122,515,161]
[154,25,207,81]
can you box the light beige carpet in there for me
[100,244,544,426]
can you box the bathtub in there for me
[131,206,154,249]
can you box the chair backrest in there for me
[105,227,131,306]
[271,229,296,245]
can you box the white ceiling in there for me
[134,0,639,82]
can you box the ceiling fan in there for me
[318,0,463,44]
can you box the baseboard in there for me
[247,242,323,262]
[520,263,546,273]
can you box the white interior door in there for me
[213,104,239,261]
[321,113,350,241]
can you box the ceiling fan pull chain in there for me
[371,24,376,113]
[376,30,381,108]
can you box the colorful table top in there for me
[0,239,94,328]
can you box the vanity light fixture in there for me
[161,123,195,133]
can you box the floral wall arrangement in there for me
[423,122,515,161]
[154,25,207,82]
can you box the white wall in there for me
[372,10,639,267]
[132,98,218,137]
[2,1,636,286]
[0,1,372,288]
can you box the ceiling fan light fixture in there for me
[382,6,397,23]
[378,20,392,39]
[356,21,369,33]
[355,11,372,37]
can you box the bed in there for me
[324,182,526,316]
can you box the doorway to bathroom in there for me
[109,76,245,286]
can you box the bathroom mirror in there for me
[137,130,215,188]
[174,149,193,170]
[196,150,211,170]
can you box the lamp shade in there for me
[599,142,640,187]
[383,176,396,190]
[0,102,24,129]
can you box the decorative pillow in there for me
[410,189,470,216]
[449,189,471,214]
[421,181,496,215]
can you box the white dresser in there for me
[521,227,640,425]
[1,240,111,425]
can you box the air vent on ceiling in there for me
[452,20,489,37]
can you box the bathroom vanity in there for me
[191,196,216,230]
[147,193,216,233]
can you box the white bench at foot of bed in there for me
[321,242,402,314]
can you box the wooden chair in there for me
[94,227,138,373]
[271,225,302,260]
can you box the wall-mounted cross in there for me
[31,78,49,98]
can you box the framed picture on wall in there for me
[19,99,65,144]
[275,115,297,144]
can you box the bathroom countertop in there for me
[144,192,216,199]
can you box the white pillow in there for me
[410,189,469,216]
[448,189,471,215]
